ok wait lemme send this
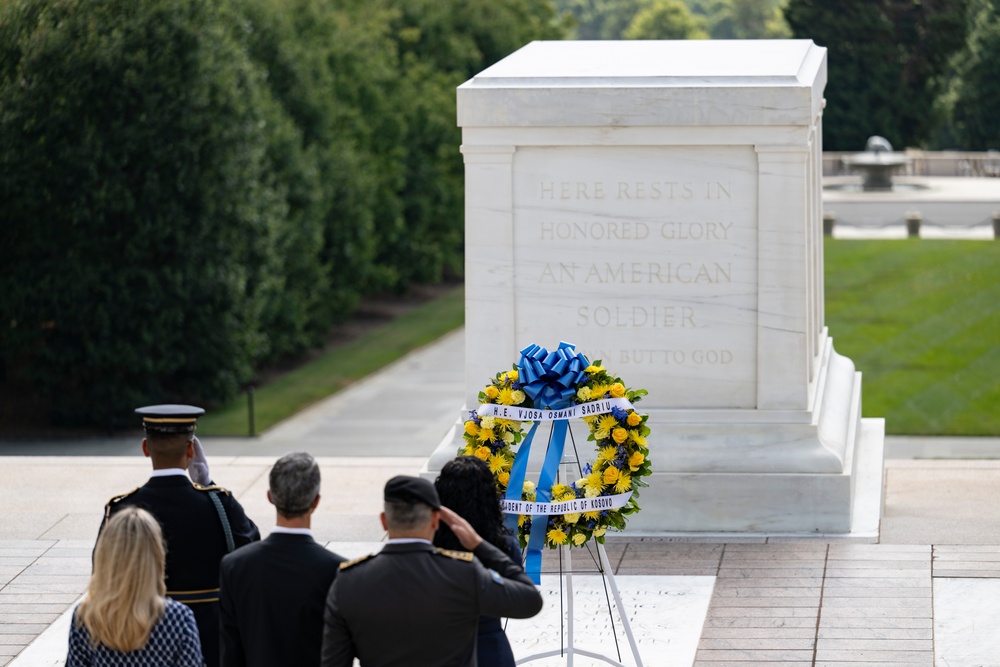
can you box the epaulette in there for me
[104,488,139,522]
[434,547,474,562]
[192,483,228,494]
[340,553,375,570]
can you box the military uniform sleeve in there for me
[218,556,245,667]
[472,540,543,620]
[320,578,356,667]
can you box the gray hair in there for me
[269,452,321,518]
[383,500,434,531]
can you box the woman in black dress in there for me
[435,455,523,667]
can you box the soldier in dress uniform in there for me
[101,404,260,667]
[320,476,543,667]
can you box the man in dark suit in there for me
[219,452,345,667]
[320,476,543,667]
[102,405,260,667]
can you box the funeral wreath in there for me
[459,357,651,549]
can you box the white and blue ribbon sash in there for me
[478,397,634,422]
[501,491,633,515]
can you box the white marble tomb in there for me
[424,40,885,534]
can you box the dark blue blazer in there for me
[219,532,345,667]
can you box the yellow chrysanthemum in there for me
[585,470,603,490]
[614,473,631,494]
[487,452,510,474]
[583,510,600,521]
[610,382,626,398]
[462,444,475,456]
[503,431,515,444]
[584,364,604,374]
[464,421,479,436]
[563,512,580,524]
[628,451,645,471]
[497,387,515,405]
[551,483,572,498]
[576,386,592,401]
[547,529,569,546]
[522,480,536,495]
[495,418,517,432]
[593,527,607,537]
[629,431,647,446]
[603,466,620,484]
[589,383,610,399]
[582,415,598,426]
[497,471,510,487]
[626,412,642,427]
[595,415,618,439]
[612,427,628,444]
[474,446,491,460]
[597,446,617,464]
[584,484,602,498]
[519,514,528,527]
[572,533,587,546]
[480,416,496,429]
[506,369,519,383]
[511,390,526,405]
[484,385,499,400]
[476,427,495,443]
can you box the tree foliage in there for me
[784,0,968,151]
[689,0,790,39]
[0,0,566,428]
[0,0,287,426]
[624,0,709,40]
[937,0,1000,149]
[556,0,787,40]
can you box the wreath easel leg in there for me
[514,459,645,667]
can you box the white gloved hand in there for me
[189,435,212,486]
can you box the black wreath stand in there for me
[514,423,644,667]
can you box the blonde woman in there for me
[68,507,203,666]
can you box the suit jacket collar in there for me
[264,532,317,546]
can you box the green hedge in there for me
[0,0,565,429]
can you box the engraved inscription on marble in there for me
[512,146,758,408]
[539,220,735,241]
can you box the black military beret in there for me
[384,475,441,510]
[136,404,205,434]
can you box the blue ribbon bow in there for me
[503,341,590,583]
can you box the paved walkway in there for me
[3,327,1000,666]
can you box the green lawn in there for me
[824,239,1000,435]
[196,286,465,436]
[198,241,1000,437]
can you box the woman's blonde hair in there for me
[76,507,167,652]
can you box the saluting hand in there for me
[439,506,483,551]
[188,436,212,486]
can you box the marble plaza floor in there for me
[4,328,1000,666]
